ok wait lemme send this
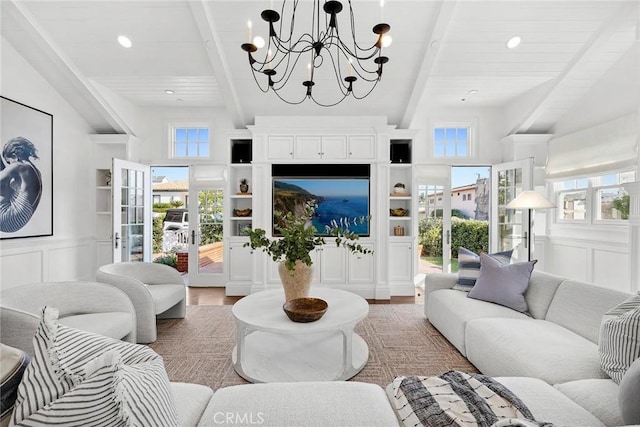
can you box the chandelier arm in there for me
[350,79,381,100]
[309,91,350,107]
[273,85,309,105]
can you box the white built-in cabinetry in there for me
[225,122,416,299]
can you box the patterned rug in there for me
[150,304,478,389]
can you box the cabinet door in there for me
[294,136,322,160]
[321,136,348,159]
[348,243,374,283]
[348,135,375,159]
[228,242,253,282]
[388,241,413,282]
[319,245,346,283]
[267,136,294,160]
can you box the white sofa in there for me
[424,270,634,427]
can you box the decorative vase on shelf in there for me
[239,179,249,194]
[278,260,313,302]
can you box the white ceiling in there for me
[2,0,638,134]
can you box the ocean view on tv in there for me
[273,178,370,236]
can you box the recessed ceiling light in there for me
[117,35,132,48]
[176,98,184,102]
[460,98,467,102]
[165,89,174,95]
[468,89,478,95]
[507,36,521,49]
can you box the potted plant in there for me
[243,202,372,301]
[239,178,249,193]
[393,182,406,194]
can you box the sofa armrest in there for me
[0,306,39,355]
[423,273,458,318]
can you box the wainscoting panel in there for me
[593,248,630,293]
[48,242,94,282]
[547,243,588,282]
[547,237,630,292]
[1,251,43,288]
[0,238,95,288]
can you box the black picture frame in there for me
[0,96,53,239]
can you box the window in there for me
[433,124,472,158]
[171,124,210,158]
[554,171,635,223]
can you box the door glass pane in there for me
[119,167,145,262]
[197,189,224,275]
[497,167,523,252]
[418,183,444,274]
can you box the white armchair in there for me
[1,281,136,355]
[96,262,186,343]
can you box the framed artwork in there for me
[0,96,53,239]
[237,222,252,236]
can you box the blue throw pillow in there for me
[467,252,537,313]
[454,247,513,291]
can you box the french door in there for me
[490,158,533,261]
[187,165,227,286]
[112,158,151,263]
[415,166,452,273]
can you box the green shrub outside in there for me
[419,217,488,258]
[153,253,177,268]
[153,216,164,253]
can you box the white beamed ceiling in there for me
[1,0,637,133]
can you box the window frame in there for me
[553,169,635,226]
[432,120,477,159]
[169,122,211,159]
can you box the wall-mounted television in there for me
[272,164,370,237]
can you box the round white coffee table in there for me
[231,287,369,383]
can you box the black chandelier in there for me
[241,0,391,107]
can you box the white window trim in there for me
[432,119,478,159]
[168,122,211,159]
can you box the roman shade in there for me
[546,114,638,179]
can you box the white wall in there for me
[0,36,95,287]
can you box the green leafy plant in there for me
[394,182,405,188]
[153,253,178,268]
[612,194,630,220]
[243,202,372,270]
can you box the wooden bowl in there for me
[233,208,252,217]
[283,297,328,323]
[390,208,408,217]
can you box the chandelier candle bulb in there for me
[247,20,252,43]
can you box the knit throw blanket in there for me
[388,371,554,427]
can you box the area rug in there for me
[150,304,477,389]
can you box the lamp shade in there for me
[505,191,556,209]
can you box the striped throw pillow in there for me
[606,292,640,316]
[12,306,178,426]
[599,306,640,384]
[454,247,513,291]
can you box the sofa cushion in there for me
[521,270,564,320]
[171,382,214,427]
[545,280,631,343]
[467,253,536,313]
[553,379,621,427]
[465,318,607,384]
[495,377,605,427]
[427,289,529,356]
[454,247,513,291]
[148,284,186,314]
[12,306,178,426]
[606,291,640,315]
[599,306,640,383]
[0,344,30,427]
[618,357,640,424]
[198,381,399,427]
[58,312,133,341]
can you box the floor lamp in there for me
[505,191,556,261]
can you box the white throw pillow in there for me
[12,306,178,426]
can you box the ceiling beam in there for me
[189,1,245,129]
[7,0,133,135]
[399,0,457,129]
[507,2,638,135]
